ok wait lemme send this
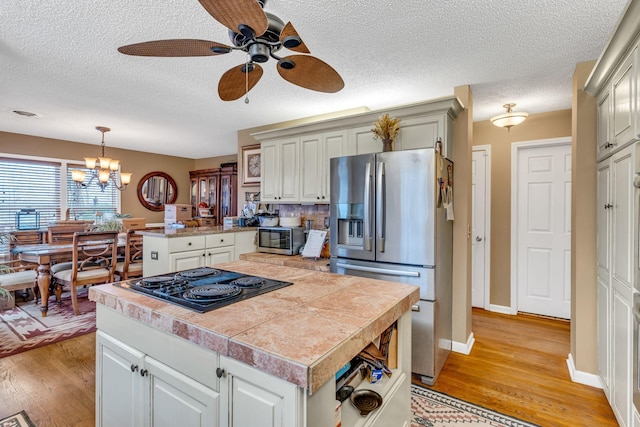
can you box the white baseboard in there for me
[488,304,514,315]
[452,332,475,355]
[566,353,603,389]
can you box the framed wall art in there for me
[242,144,261,186]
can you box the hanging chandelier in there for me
[490,103,528,131]
[71,126,132,192]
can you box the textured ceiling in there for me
[0,0,630,159]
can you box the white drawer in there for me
[168,235,205,252]
[206,233,235,248]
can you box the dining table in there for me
[12,236,126,317]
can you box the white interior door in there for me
[513,139,572,319]
[472,147,490,308]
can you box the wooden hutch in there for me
[189,163,237,226]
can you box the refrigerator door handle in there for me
[376,161,385,252]
[335,262,420,277]
[363,161,373,251]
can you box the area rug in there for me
[0,288,95,358]
[411,385,540,427]
[0,410,36,427]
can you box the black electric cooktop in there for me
[115,267,293,313]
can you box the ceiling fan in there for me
[117,0,345,101]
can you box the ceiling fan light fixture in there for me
[238,24,255,40]
[490,103,528,131]
[278,58,295,70]
[282,35,302,49]
[210,46,232,54]
[249,43,270,63]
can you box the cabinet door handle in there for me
[140,369,148,377]
[604,203,613,209]
[130,364,138,373]
[216,367,225,378]
[188,242,192,246]
[220,239,224,243]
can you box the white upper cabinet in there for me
[252,97,463,204]
[348,125,382,154]
[592,45,638,161]
[260,137,300,203]
[299,130,348,203]
[597,91,612,159]
[612,48,635,149]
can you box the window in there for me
[66,165,118,221]
[0,154,121,256]
[0,157,61,228]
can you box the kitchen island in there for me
[138,226,258,276]
[89,260,418,427]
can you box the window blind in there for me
[0,157,61,228]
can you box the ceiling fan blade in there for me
[277,55,344,93]
[280,22,310,54]
[118,39,233,57]
[218,63,264,101]
[198,0,268,37]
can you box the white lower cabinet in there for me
[612,281,634,425]
[96,331,219,427]
[219,355,301,427]
[96,302,413,427]
[145,357,218,427]
[144,231,256,276]
[597,143,636,427]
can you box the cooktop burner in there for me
[183,284,241,301]
[230,276,265,288]
[115,267,293,313]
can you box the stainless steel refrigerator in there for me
[329,148,453,385]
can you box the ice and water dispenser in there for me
[335,203,364,247]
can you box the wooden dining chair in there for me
[0,260,37,301]
[52,231,118,315]
[115,230,144,280]
[48,224,87,245]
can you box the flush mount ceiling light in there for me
[490,103,528,131]
[71,126,132,192]
[12,110,38,117]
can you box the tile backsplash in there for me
[272,204,330,231]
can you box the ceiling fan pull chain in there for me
[244,55,250,104]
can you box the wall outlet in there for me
[151,251,158,260]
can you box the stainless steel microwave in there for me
[257,226,305,256]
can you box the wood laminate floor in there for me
[413,308,618,427]
[0,309,618,426]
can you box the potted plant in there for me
[371,113,401,152]
[0,282,14,311]
[0,232,15,309]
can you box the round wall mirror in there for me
[137,171,178,211]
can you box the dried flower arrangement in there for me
[371,113,401,142]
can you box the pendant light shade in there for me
[490,103,528,131]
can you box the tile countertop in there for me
[89,260,418,394]
[136,225,258,237]
[239,252,331,272]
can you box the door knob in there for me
[476,236,483,242]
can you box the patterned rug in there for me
[411,385,540,427]
[0,288,96,358]
[0,410,36,427]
